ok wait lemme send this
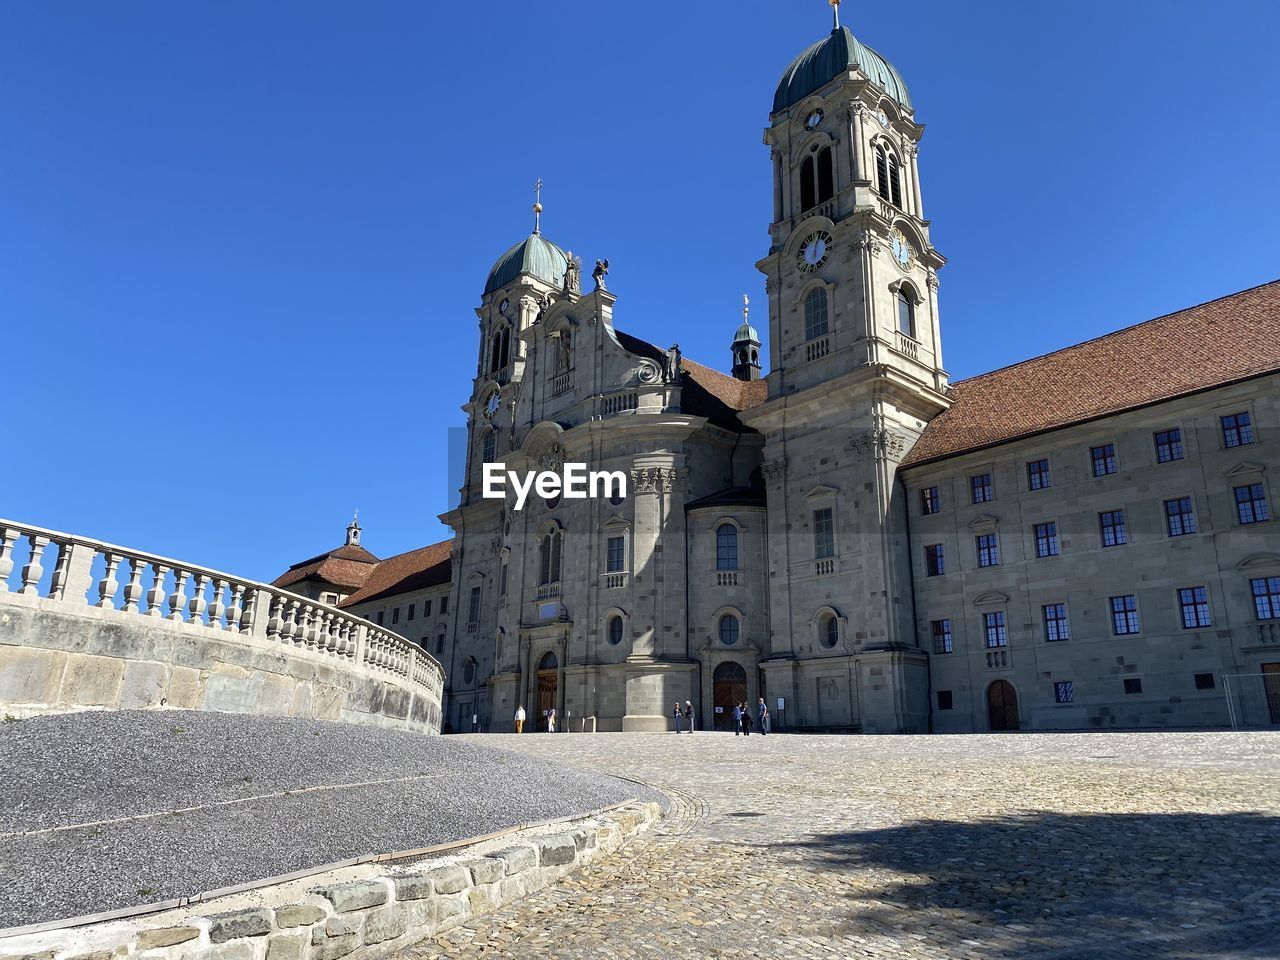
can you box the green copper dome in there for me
[733,321,760,344]
[484,233,569,295]
[773,26,911,114]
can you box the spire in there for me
[731,294,762,382]
[830,0,841,31]
[533,178,544,235]
[345,510,362,547]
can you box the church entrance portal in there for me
[536,651,558,731]
[987,680,1020,731]
[713,661,747,731]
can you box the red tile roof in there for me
[271,543,380,591]
[902,280,1280,468]
[338,539,453,608]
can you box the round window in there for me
[820,615,839,648]
[719,615,740,646]
[607,616,624,646]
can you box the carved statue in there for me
[662,343,682,382]
[563,253,581,293]
[592,258,610,290]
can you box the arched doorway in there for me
[987,680,1020,731]
[536,651,558,731]
[713,661,747,731]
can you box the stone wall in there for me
[0,802,662,960]
[0,521,444,733]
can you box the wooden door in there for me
[713,661,747,731]
[1263,664,1280,725]
[987,680,1020,731]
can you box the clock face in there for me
[805,109,824,130]
[891,230,914,268]
[499,298,509,315]
[484,392,500,417]
[877,110,890,127]
[796,231,833,273]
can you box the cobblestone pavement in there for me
[398,731,1280,960]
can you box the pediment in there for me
[973,591,1010,607]
[600,515,632,532]
[968,514,1000,531]
[1238,553,1280,570]
[804,484,839,502]
[466,571,484,583]
[1226,461,1266,478]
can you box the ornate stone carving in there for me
[592,258,610,290]
[637,359,662,384]
[927,268,940,291]
[629,467,688,494]
[764,276,776,295]
[761,457,788,486]
[847,429,908,462]
[853,230,882,256]
[562,253,581,293]
[539,443,565,473]
[662,344,682,383]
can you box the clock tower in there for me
[740,1,951,733]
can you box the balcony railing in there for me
[805,336,830,363]
[716,571,738,587]
[602,391,638,416]
[536,582,561,601]
[604,572,628,590]
[894,331,920,361]
[815,558,836,577]
[985,649,1010,669]
[551,371,573,397]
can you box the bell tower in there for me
[730,295,762,382]
[742,1,951,735]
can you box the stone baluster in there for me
[47,541,72,600]
[146,564,170,617]
[227,583,245,632]
[207,579,228,629]
[96,552,122,608]
[187,573,210,626]
[20,535,50,596]
[241,587,264,636]
[168,570,191,621]
[321,611,336,653]
[265,593,284,639]
[300,604,317,647]
[285,599,302,644]
[122,557,147,613]
[353,622,369,667]
[0,527,18,592]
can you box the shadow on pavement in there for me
[783,811,1280,958]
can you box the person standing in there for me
[547,707,557,733]
[757,697,770,736]
[684,700,695,733]
[733,702,743,736]
[673,701,684,734]
[514,704,526,734]
[742,702,752,736]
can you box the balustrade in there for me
[814,558,836,577]
[0,518,438,692]
[716,571,738,587]
[601,391,639,416]
[805,337,830,363]
[986,649,1010,669]
[551,371,573,397]
[894,331,920,361]
[537,583,561,601]
[604,572,628,590]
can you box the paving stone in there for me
[391,732,1280,960]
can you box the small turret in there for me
[346,511,362,547]
[731,295,762,382]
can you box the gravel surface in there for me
[0,711,664,929]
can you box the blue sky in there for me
[3,0,1278,581]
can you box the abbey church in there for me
[276,10,1280,734]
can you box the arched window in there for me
[538,651,558,671]
[804,288,829,341]
[482,429,496,463]
[719,614,740,646]
[820,613,840,648]
[499,327,510,368]
[607,615,624,646]
[875,144,903,208]
[463,657,477,685]
[800,155,816,211]
[491,332,502,373]
[897,287,916,338]
[554,332,572,374]
[539,529,563,584]
[716,524,739,571]
[817,146,834,203]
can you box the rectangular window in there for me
[813,508,835,560]
[1054,681,1074,704]
[439,596,448,615]
[1110,594,1140,635]
[499,562,508,598]
[1099,510,1129,547]
[936,690,954,710]
[924,544,946,577]
[1124,678,1142,695]
[804,288,829,340]
[424,599,432,617]
[1195,673,1216,690]
[983,611,1007,648]
[1252,577,1280,620]
[1178,586,1212,629]
[931,619,953,654]
[971,473,993,504]
[1165,497,1197,537]
[435,633,445,656]
[1222,411,1255,448]
[1034,521,1059,558]
[1091,443,1117,477]
[976,533,1000,568]
[407,603,415,621]
[1154,428,1184,463]
[1235,483,1270,525]
[468,586,482,624]
[1043,603,1070,642]
[1027,458,1052,491]
[376,611,385,626]
[607,536,625,573]
[391,607,400,625]
[921,486,941,515]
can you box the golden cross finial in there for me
[743,294,750,321]
[830,0,841,30]
[533,178,544,235]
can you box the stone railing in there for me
[805,336,830,362]
[0,519,444,731]
[894,330,920,361]
[716,571,738,587]
[550,371,573,397]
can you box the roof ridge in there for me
[953,278,1280,387]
